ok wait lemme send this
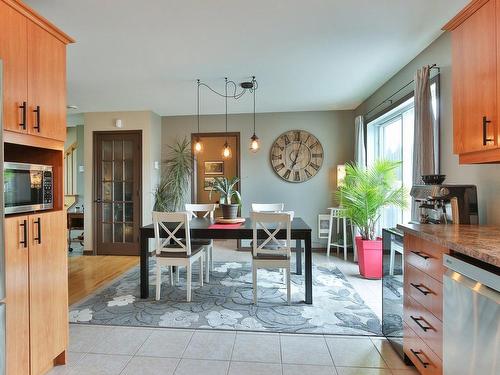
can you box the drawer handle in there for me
[410,349,431,368]
[410,283,433,296]
[33,105,41,132]
[482,116,494,146]
[411,250,430,260]
[33,217,42,244]
[410,315,434,332]
[19,101,27,130]
[20,220,28,248]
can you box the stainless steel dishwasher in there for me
[443,254,500,375]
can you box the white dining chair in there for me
[185,203,217,282]
[153,211,207,302]
[251,211,292,305]
[251,203,284,213]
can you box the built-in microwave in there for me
[4,162,53,214]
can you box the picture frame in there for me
[205,161,224,175]
[318,214,331,238]
[204,177,216,191]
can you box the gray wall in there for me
[162,110,354,246]
[355,33,500,225]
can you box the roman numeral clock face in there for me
[270,130,324,183]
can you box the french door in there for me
[93,131,142,255]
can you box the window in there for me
[367,79,439,230]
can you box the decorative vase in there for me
[221,204,239,219]
[355,236,383,279]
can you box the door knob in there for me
[94,198,102,203]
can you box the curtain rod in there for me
[363,64,440,118]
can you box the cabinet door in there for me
[452,0,497,154]
[27,21,67,141]
[29,211,68,374]
[0,1,28,134]
[5,215,30,375]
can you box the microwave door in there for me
[4,167,45,214]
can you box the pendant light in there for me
[249,76,260,152]
[193,79,203,153]
[222,77,232,159]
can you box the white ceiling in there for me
[25,0,467,116]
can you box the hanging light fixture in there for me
[249,76,260,152]
[193,79,203,153]
[222,77,232,159]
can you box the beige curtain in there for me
[354,115,366,169]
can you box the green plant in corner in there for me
[153,137,193,212]
[337,160,407,241]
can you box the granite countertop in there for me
[397,223,500,268]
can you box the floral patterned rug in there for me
[69,260,382,335]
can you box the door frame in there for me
[190,132,241,203]
[92,130,143,256]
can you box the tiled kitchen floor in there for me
[48,325,418,375]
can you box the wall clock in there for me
[270,130,324,183]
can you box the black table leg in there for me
[305,234,312,304]
[295,239,302,275]
[140,230,149,299]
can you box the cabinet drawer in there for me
[404,235,447,281]
[405,264,443,320]
[404,324,442,375]
[404,294,443,359]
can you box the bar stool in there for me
[326,207,356,261]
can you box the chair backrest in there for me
[251,211,292,258]
[328,207,347,219]
[251,203,284,213]
[152,211,192,256]
[185,203,217,219]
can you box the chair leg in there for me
[169,266,174,285]
[200,256,204,287]
[176,267,180,283]
[209,244,214,270]
[187,264,192,302]
[205,249,210,283]
[155,265,162,301]
[327,214,333,257]
[336,217,340,255]
[343,217,347,261]
[286,266,291,305]
[252,266,257,304]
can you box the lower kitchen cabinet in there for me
[5,211,68,375]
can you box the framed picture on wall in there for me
[205,161,224,175]
[318,214,331,238]
[204,177,216,191]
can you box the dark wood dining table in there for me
[139,217,314,304]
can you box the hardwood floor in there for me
[68,255,139,305]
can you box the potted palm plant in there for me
[338,160,407,279]
[209,176,241,219]
[153,137,193,212]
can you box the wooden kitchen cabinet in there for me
[5,215,30,375]
[27,21,67,141]
[0,0,28,134]
[5,211,68,375]
[444,0,500,163]
[0,0,73,142]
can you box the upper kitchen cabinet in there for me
[444,0,500,164]
[0,0,74,143]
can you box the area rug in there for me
[69,261,382,335]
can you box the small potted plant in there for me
[209,176,242,219]
[337,160,407,279]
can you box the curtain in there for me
[412,65,436,220]
[354,115,366,168]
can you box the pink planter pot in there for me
[355,236,382,279]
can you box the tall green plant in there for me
[337,160,407,241]
[153,137,193,212]
[209,176,241,205]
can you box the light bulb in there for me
[222,143,232,159]
[194,140,202,152]
[250,134,260,153]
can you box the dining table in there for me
[139,216,314,304]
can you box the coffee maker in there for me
[410,183,478,225]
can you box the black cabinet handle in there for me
[411,250,430,260]
[33,217,42,244]
[410,283,433,296]
[19,101,27,130]
[483,116,493,146]
[33,105,41,132]
[410,315,434,332]
[410,349,430,368]
[20,220,28,248]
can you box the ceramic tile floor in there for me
[48,325,418,375]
